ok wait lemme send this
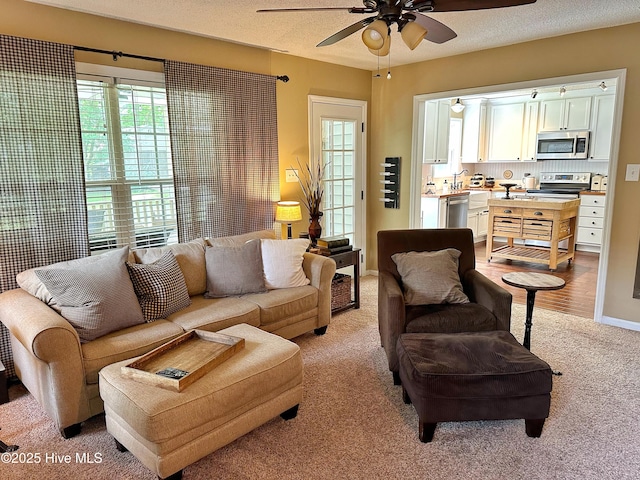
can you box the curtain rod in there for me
[73,45,289,82]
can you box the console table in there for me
[329,248,361,313]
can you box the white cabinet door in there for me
[521,101,539,162]
[461,100,487,163]
[423,100,451,164]
[589,95,615,162]
[539,97,592,131]
[486,102,525,162]
[467,211,478,239]
[478,209,489,237]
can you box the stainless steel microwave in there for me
[536,130,590,160]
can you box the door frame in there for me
[308,95,367,272]
[410,69,627,325]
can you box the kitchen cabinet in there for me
[486,101,525,162]
[422,100,451,164]
[461,99,487,163]
[521,101,540,162]
[589,95,615,162]
[538,96,592,131]
[467,190,489,242]
[577,194,606,251]
[421,196,448,228]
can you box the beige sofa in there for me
[0,229,336,438]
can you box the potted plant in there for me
[293,158,326,243]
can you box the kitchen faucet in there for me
[452,169,468,191]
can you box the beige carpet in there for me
[2,276,640,479]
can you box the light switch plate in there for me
[625,164,640,182]
[285,168,299,183]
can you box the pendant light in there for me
[451,98,465,113]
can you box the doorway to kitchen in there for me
[409,69,627,322]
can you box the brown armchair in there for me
[377,229,512,384]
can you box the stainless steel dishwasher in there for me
[446,195,469,228]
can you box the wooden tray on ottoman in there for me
[121,330,244,392]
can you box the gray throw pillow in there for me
[126,250,191,321]
[35,247,145,342]
[204,239,267,298]
[392,248,470,306]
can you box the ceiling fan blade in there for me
[417,0,537,12]
[413,14,457,44]
[257,7,371,13]
[316,17,378,47]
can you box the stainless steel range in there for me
[514,172,592,200]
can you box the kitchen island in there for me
[486,197,581,270]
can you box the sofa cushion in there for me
[260,238,310,289]
[204,239,267,298]
[35,247,145,343]
[82,319,184,385]
[16,246,135,313]
[206,229,276,248]
[405,303,498,334]
[133,239,207,297]
[392,249,469,306]
[243,285,318,326]
[127,251,192,321]
[166,295,261,332]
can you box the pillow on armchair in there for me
[392,248,469,306]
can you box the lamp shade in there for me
[451,98,465,113]
[362,20,388,50]
[368,32,391,57]
[275,201,302,223]
[401,21,427,50]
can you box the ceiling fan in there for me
[258,0,537,55]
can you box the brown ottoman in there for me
[397,330,552,442]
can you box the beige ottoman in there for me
[99,323,303,479]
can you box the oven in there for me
[512,172,592,199]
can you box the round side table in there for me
[501,272,565,351]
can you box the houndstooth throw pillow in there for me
[126,250,191,321]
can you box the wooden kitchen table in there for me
[486,197,580,270]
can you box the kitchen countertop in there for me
[421,191,470,199]
[488,197,581,210]
[580,190,607,196]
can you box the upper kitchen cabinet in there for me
[486,101,525,162]
[589,94,615,162]
[461,99,487,163]
[422,100,451,164]
[538,96,592,131]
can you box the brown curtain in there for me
[0,35,88,376]
[163,61,279,241]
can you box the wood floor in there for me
[474,241,600,319]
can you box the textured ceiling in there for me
[28,0,640,71]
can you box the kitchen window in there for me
[76,66,176,253]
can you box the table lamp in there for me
[275,201,302,239]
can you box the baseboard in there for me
[599,315,640,332]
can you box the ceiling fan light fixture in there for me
[400,21,427,50]
[451,98,465,113]
[368,31,390,56]
[362,20,388,50]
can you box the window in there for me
[321,118,356,244]
[76,66,176,253]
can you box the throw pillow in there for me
[204,239,267,298]
[35,247,145,342]
[260,238,310,289]
[133,238,207,296]
[16,246,133,313]
[126,251,191,321]
[392,249,470,306]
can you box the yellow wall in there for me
[3,0,639,324]
[369,23,640,324]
